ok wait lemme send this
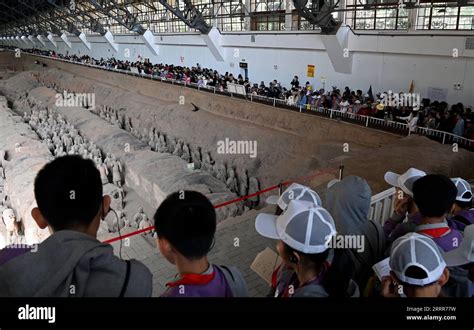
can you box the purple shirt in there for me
[0,246,32,266]
[161,265,233,297]
[271,263,327,298]
[416,222,463,252]
[448,209,474,231]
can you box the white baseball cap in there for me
[443,224,474,267]
[266,183,322,211]
[384,168,426,197]
[255,200,336,254]
[451,177,473,203]
[390,232,446,286]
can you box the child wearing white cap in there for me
[448,177,474,232]
[382,168,426,243]
[265,183,322,216]
[255,200,359,297]
[382,232,450,298]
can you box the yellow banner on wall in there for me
[307,65,315,78]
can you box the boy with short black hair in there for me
[0,155,152,297]
[154,190,247,297]
[413,174,462,252]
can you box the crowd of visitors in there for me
[13,46,474,140]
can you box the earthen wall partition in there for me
[16,54,400,148]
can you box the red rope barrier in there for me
[104,226,155,244]
[103,167,338,244]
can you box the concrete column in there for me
[201,27,224,62]
[319,26,353,74]
[37,35,47,48]
[285,1,293,30]
[142,29,159,56]
[79,32,92,50]
[60,33,72,49]
[245,0,251,31]
[47,33,58,48]
[408,6,417,31]
[104,31,119,53]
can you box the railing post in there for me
[365,116,369,127]
[273,98,276,107]
[330,110,333,119]
[338,165,344,180]
[442,133,446,144]
[299,105,302,113]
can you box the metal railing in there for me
[20,51,474,151]
[369,187,396,225]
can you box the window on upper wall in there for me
[416,1,474,30]
[459,5,474,29]
[250,10,286,30]
[346,0,410,30]
[217,1,248,32]
[249,0,288,31]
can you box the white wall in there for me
[3,28,474,105]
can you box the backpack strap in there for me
[215,265,248,297]
[369,220,386,260]
[350,222,379,267]
[119,260,131,298]
[350,221,386,294]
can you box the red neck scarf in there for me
[417,222,450,238]
[166,269,215,288]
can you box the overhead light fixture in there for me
[403,0,417,8]
[90,20,106,35]
[67,23,81,37]
[131,23,146,35]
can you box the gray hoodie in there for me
[0,230,152,297]
[293,278,360,298]
[326,175,371,237]
[325,176,386,291]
